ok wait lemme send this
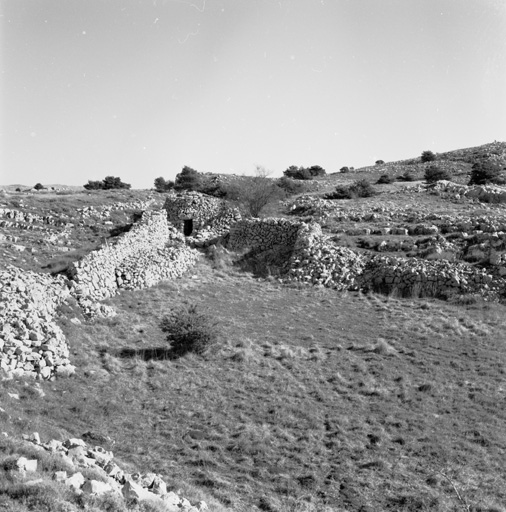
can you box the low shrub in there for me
[425,165,451,184]
[375,160,385,165]
[160,303,220,357]
[276,176,308,196]
[377,174,394,184]
[397,171,415,182]
[325,179,376,199]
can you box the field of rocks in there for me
[1,141,506,512]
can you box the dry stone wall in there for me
[357,255,498,298]
[68,210,198,303]
[280,224,505,299]
[163,191,241,245]
[0,266,74,380]
[228,218,303,252]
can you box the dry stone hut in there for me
[163,191,241,244]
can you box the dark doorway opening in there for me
[184,219,193,236]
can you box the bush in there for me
[276,176,307,196]
[421,150,436,163]
[375,160,385,165]
[424,165,450,184]
[174,166,202,191]
[34,183,45,190]
[84,176,131,190]
[468,158,505,185]
[397,170,415,182]
[154,177,175,193]
[224,167,285,217]
[340,166,350,173]
[377,174,394,184]
[160,303,220,357]
[283,165,326,180]
[325,179,376,199]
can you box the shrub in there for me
[326,179,376,199]
[276,176,307,196]
[154,177,175,193]
[424,165,451,184]
[340,166,350,173]
[283,165,326,180]
[160,303,220,357]
[83,180,103,190]
[34,183,45,190]
[225,166,285,217]
[174,166,202,191]
[83,176,131,190]
[377,174,394,184]
[375,160,385,165]
[421,150,436,163]
[397,170,415,182]
[468,159,505,185]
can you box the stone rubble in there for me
[10,433,208,512]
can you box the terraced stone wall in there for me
[68,210,198,302]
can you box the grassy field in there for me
[2,255,505,511]
[2,144,506,511]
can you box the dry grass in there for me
[2,258,506,511]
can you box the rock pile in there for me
[12,433,208,512]
[0,266,74,380]
[68,211,198,303]
[285,226,365,290]
[431,180,506,203]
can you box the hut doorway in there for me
[184,219,193,236]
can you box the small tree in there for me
[421,150,436,163]
[425,165,450,184]
[226,166,284,217]
[340,166,350,173]
[84,180,104,190]
[174,166,202,191]
[308,165,326,177]
[83,176,131,190]
[154,177,174,192]
[283,166,312,180]
[160,303,219,357]
[102,176,131,190]
[34,183,45,190]
[375,160,385,165]
[468,159,504,185]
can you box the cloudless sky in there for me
[1,0,505,188]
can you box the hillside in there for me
[1,142,506,511]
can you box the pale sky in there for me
[1,0,505,189]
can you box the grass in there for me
[2,258,506,511]
[2,151,506,511]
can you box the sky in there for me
[1,0,505,189]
